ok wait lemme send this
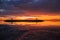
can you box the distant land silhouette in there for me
[4,20,44,22]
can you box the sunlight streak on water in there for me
[0,21,60,27]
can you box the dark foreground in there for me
[0,25,60,40]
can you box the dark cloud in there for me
[11,0,60,12]
[0,9,25,15]
[0,0,60,15]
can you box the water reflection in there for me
[0,21,60,26]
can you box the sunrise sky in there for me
[0,0,60,19]
[0,0,60,15]
[0,0,60,26]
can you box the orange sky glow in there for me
[0,11,60,26]
[0,15,60,26]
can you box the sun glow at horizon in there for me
[0,15,60,26]
[0,15,60,20]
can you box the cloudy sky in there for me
[0,0,60,16]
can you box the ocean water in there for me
[0,21,60,40]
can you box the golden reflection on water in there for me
[0,15,60,27]
[0,21,60,26]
